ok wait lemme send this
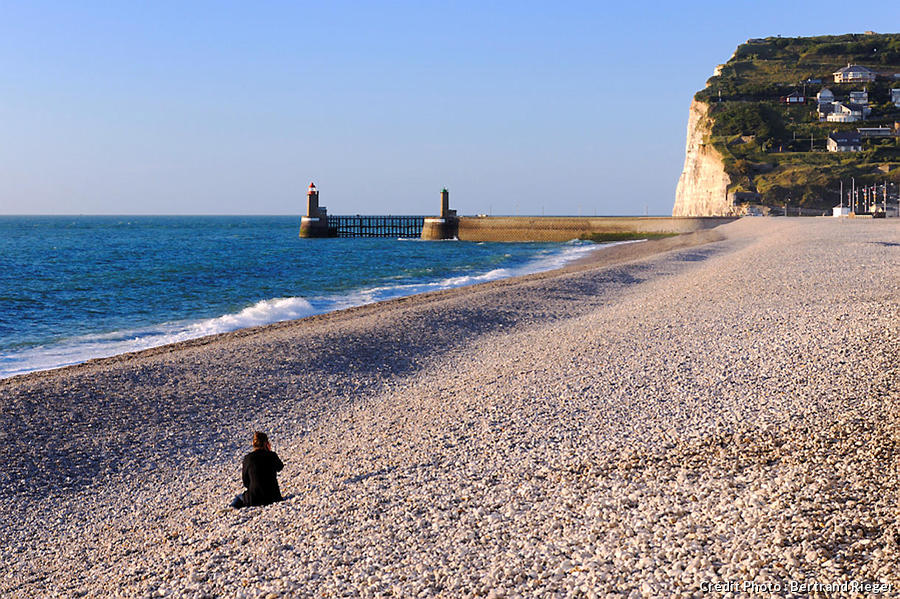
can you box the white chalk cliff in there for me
[672,100,740,217]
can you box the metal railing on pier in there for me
[330,215,425,238]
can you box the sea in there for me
[0,216,601,379]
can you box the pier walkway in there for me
[329,215,425,238]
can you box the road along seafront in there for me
[1,217,898,597]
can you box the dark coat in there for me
[241,449,284,506]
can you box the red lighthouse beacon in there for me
[299,182,334,237]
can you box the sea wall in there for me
[455,216,736,242]
[672,100,739,217]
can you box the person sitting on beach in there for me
[230,431,284,508]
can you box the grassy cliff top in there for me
[693,33,900,210]
[697,33,900,102]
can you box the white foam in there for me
[183,297,316,337]
[0,297,315,379]
[0,241,616,379]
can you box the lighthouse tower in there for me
[299,182,334,237]
[306,182,320,217]
[421,187,459,240]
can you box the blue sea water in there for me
[0,216,600,378]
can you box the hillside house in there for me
[816,88,834,104]
[827,132,862,152]
[849,90,868,105]
[782,90,806,104]
[825,102,868,123]
[893,88,900,107]
[857,127,893,138]
[817,102,835,121]
[833,64,877,83]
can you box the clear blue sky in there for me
[0,1,894,216]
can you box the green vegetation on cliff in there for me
[694,33,900,209]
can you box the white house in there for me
[833,64,877,83]
[782,90,806,104]
[833,206,851,217]
[827,131,862,152]
[816,88,834,104]
[826,102,866,123]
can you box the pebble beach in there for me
[1,217,898,598]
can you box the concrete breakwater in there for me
[305,215,736,241]
[452,215,737,242]
[300,184,737,240]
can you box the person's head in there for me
[252,431,269,450]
